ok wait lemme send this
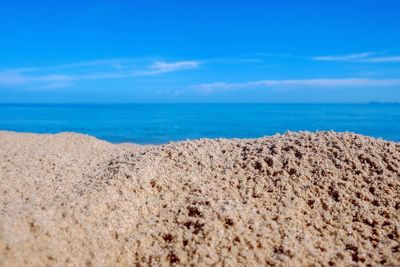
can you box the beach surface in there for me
[0,131,399,266]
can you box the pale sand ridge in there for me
[0,131,399,266]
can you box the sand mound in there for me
[0,131,399,266]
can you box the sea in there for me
[0,104,399,144]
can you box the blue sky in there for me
[0,0,400,103]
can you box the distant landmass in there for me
[367,101,400,105]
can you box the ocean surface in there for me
[0,104,399,144]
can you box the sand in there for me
[0,131,399,266]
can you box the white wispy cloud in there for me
[194,78,400,92]
[0,70,27,87]
[361,56,400,63]
[313,52,400,63]
[134,61,200,76]
[0,60,200,89]
[17,58,144,72]
[312,52,375,62]
[152,61,199,72]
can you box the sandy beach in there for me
[0,131,399,266]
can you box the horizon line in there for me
[0,101,399,105]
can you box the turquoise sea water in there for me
[0,104,399,144]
